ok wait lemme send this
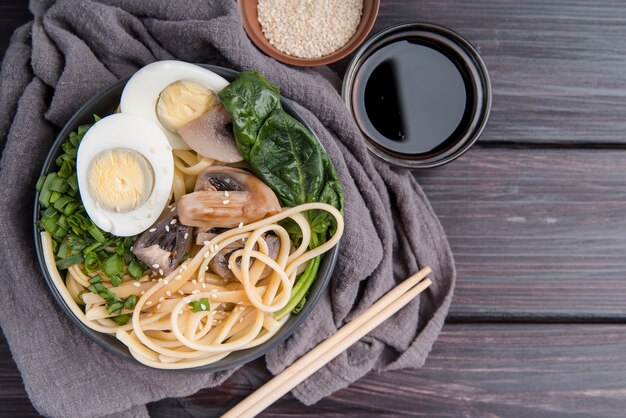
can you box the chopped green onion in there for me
[83,241,101,255]
[88,275,104,285]
[188,298,210,312]
[103,254,124,278]
[35,175,45,192]
[115,240,125,256]
[127,261,144,278]
[124,294,138,310]
[49,176,68,193]
[77,290,86,304]
[66,173,78,191]
[49,191,62,204]
[87,225,106,243]
[57,240,70,259]
[110,274,123,287]
[111,314,131,325]
[57,160,73,178]
[84,252,100,274]
[56,253,84,270]
[38,173,57,207]
[107,301,123,314]
[63,200,80,215]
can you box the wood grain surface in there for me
[2,0,626,417]
[184,324,626,417]
[418,146,626,320]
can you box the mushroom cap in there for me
[178,167,281,229]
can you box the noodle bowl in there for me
[36,63,344,370]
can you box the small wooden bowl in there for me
[238,0,380,67]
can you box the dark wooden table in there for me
[3,0,626,416]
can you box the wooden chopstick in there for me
[222,267,433,418]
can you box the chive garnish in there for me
[188,298,210,312]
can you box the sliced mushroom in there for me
[178,166,281,229]
[178,104,243,163]
[196,227,229,246]
[132,207,193,275]
[209,233,281,282]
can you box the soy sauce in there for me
[352,39,474,157]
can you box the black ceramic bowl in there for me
[33,65,339,372]
[342,23,492,169]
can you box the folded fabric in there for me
[0,1,455,417]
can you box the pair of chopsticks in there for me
[222,267,433,418]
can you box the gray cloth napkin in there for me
[0,1,456,417]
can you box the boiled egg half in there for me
[76,113,174,236]
[120,60,229,149]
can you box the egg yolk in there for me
[156,80,218,132]
[87,149,154,213]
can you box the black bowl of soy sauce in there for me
[342,23,491,168]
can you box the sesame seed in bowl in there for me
[238,0,380,66]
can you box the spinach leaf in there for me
[219,71,282,159]
[220,71,344,318]
[251,109,324,207]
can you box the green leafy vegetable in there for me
[188,298,210,313]
[218,71,282,159]
[219,72,344,319]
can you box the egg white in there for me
[76,113,174,237]
[119,61,230,150]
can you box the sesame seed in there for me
[182,265,188,271]
[146,301,152,306]
[170,206,176,212]
[184,232,188,240]
[204,252,210,259]
[149,228,156,233]
[224,191,230,197]
[165,225,170,232]
[170,219,177,225]
[178,290,184,295]
[223,199,230,205]
[192,279,197,284]
[133,282,141,287]
[158,278,163,282]
[156,304,162,309]
[238,222,243,228]
[163,279,169,285]
[152,263,159,268]
[146,313,153,317]
[257,0,363,59]
[175,275,182,281]
[166,291,172,296]
[158,297,164,302]
[141,291,145,295]
[158,269,164,275]
[200,303,207,310]
[203,240,210,246]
